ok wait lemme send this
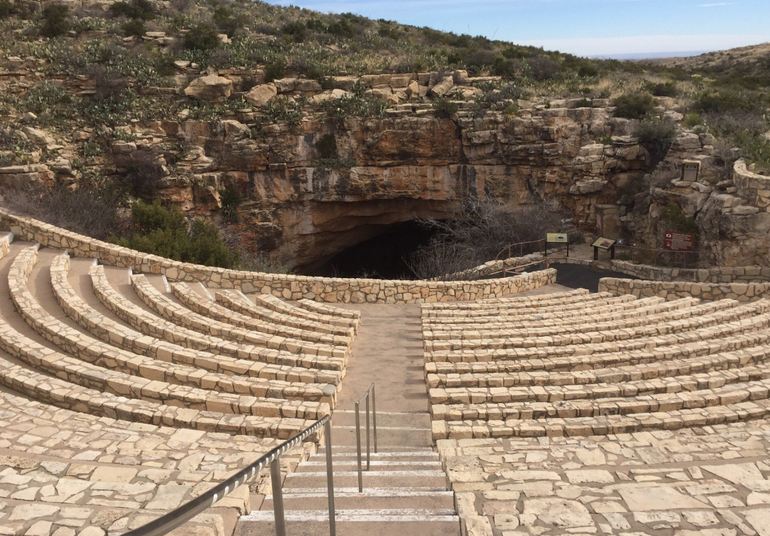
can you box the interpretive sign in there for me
[592,237,616,250]
[546,233,569,244]
[663,231,695,251]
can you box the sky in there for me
[264,0,770,58]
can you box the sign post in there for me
[545,232,569,259]
[592,237,617,261]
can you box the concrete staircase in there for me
[239,412,459,536]
[238,303,462,536]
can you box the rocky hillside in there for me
[0,0,769,273]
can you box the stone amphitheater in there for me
[0,208,770,536]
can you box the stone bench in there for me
[423,299,725,342]
[297,297,361,320]
[421,288,590,310]
[51,254,338,405]
[132,275,346,359]
[172,282,351,347]
[91,266,345,374]
[216,289,355,337]
[256,293,359,332]
[9,246,329,421]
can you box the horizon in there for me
[264,0,770,58]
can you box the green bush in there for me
[40,4,70,38]
[613,92,655,119]
[315,133,338,159]
[634,119,677,168]
[183,22,220,51]
[109,0,156,20]
[0,0,16,19]
[118,201,239,268]
[693,89,755,114]
[213,5,241,36]
[220,183,241,224]
[647,81,678,97]
[317,91,388,120]
[683,112,703,128]
[264,61,286,82]
[122,18,146,37]
[432,97,458,119]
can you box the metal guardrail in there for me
[123,416,331,536]
[353,383,377,492]
[125,383,380,536]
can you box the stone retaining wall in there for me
[599,277,770,302]
[0,210,555,303]
[734,159,770,211]
[435,253,545,280]
[608,260,770,283]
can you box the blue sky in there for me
[265,0,770,57]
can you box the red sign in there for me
[664,231,695,251]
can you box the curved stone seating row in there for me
[50,253,337,404]
[422,288,591,310]
[172,282,350,347]
[425,300,770,358]
[426,314,770,373]
[425,289,770,440]
[433,398,770,439]
[422,295,670,327]
[427,308,770,365]
[423,297,702,339]
[90,265,345,375]
[255,293,359,332]
[9,246,329,421]
[431,361,769,406]
[215,289,354,337]
[297,297,361,320]
[426,293,637,324]
[132,274,346,358]
[427,328,770,388]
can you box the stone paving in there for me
[439,422,770,535]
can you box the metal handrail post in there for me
[365,393,371,471]
[371,385,378,453]
[323,420,336,536]
[354,401,363,492]
[270,456,286,536]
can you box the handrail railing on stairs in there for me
[123,383,379,536]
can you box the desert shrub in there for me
[264,61,285,82]
[472,82,522,116]
[647,81,678,97]
[315,133,338,159]
[0,0,16,19]
[325,19,354,38]
[118,201,238,268]
[220,182,241,224]
[683,112,703,128]
[317,90,388,120]
[115,149,164,201]
[527,55,561,81]
[432,97,458,119]
[661,202,698,235]
[613,92,655,119]
[261,96,304,127]
[121,17,146,37]
[693,89,755,114]
[183,21,220,51]
[282,21,306,42]
[407,200,562,279]
[109,0,155,20]
[40,3,70,37]
[212,4,240,36]
[634,119,676,168]
[21,81,72,118]
[2,176,124,239]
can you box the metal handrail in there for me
[353,383,377,492]
[124,415,331,536]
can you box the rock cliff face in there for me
[141,102,652,269]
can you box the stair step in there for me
[275,488,453,497]
[308,452,440,463]
[238,515,460,536]
[331,411,432,428]
[297,461,442,471]
[262,491,455,510]
[242,509,458,521]
[330,428,433,447]
[283,471,447,489]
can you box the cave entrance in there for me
[303,220,438,279]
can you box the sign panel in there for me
[546,233,568,244]
[592,237,616,250]
[664,231,695,251]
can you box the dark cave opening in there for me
[303,221,439,279]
